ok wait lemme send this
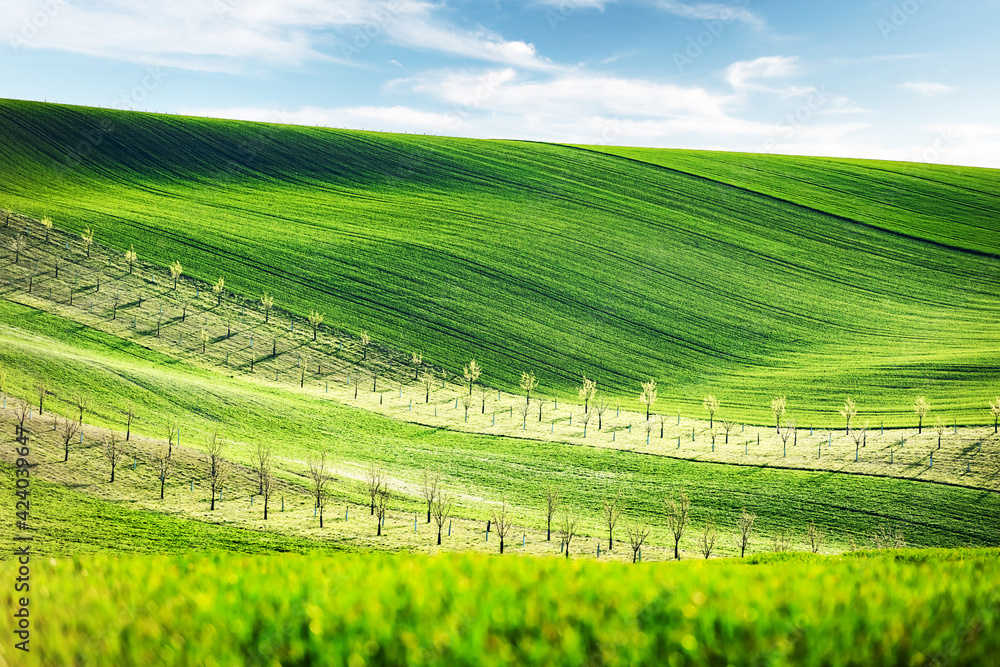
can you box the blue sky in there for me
[3,0,998,167]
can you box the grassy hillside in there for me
[1,99,999,425]
[3,549,998,665]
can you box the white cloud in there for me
[0,0,554,72]
[899,82,958,97]
[655,1,766,29]
[725,56,800,90]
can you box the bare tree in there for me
[602,489,623,551]
[735,509,756,558]
[60,417,79,462]
[308,310,324,341]
[461,392,472,420]
[81,227,94,258]
[125,245,138,275]
[595,394,610,430]
[544,484,559,541]
[254,442,272,495]
[104,433,123,483]
[360,330,371,360]
[201,329,210,355]
[703,395,719,428]
[480,385,489,414]
[375,487,390,536]
[421,470,440,523]
[771,530,791,553]
[463,359,482,396]
[157,446,172,500]
[990,397,1000,434]
[642,418,654,443]
[560,515,577,559]
[914,396,930,434]
[213,277,225,306]
[721,419,734,444]
[261,464,275,520]
[169,260,183,290]
[581,410,593,437]
[431,491,452,545]
[639,379,657,420]
[666,491,690,560]
[851,421,869,461]
[41,216,53,242]
[520,371,538,406]
[933,417,946,449]
[411,352,423,381]
[625,520,651,563]
[166,424,177,457]
[422,373,434,403]
[34,380,48,415]
[516,401,530,430]
[700,520,717,559]
[367,463,384,515]
[779,423,794,456]
[13,400,29,442]
[871,525,907,550]
[52,254,62,279]
[9,235,25,264]
[535,397,545,423]
[260,292,274,323]
[309,452,331,528]
[578,376,597,413]
[807,523,824,554]
[1,208,10,227]
[840,398,858,433]
[771,396,787,433]
[205,430,228,511]
[491,498,514,554]
[352,373,360,399]
[123,402,135,441]
[73,393,89,425]
[111,292,121,320]
[300,354,308,388]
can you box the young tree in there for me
[703,395,719,428]
[411,352,423,381]
[13,400,29,442]
[123,402,135,441]
[201,329,210,355]
[700,520,717,559]
[991,397,1000,434]
[625,520,651,563]
[367,462,384,515]
[543,484,560,542]
[771,530,791,553]
[309,452,331,528]
[212,277,225,306]
[34,380,48,415]
[602,489,623,551]
[60,417,79,462]
[520,371,537,406]
[840,398,858,433]
[375,487,390,536]
[735,509,756,558]
[157,446,172,500]
[807,523,824,554]
[421,470,440,523]
[124,245,138,274]
[103,433,123,483]
[642,418,654,443]
[360,330,371,360]
[41,216,53,242]
[480,385,489,414]
[491,498,514,554]
[254,442,272,495]
[303,309,323,341]
[260,292,274,323]
[535,397,545,423]
[850,421,869,461]
[461,392,472,420]
[166,424,177,457]
[111,292,121,320]
[581,410,593,437]
[516,401,530,430]
[720,420,734,444]
[463,359,482,396]
[351,373,360,399]
[204,430,228,511]
[560,515,577,559]
[73,393,89,425]
[81,227,94,258]
[422,373,433,403]
[9,235,25,264]
[595,394,610,430]
[52,253,63,279]
[779,423,794,456]
[771,396,787,433]
[666,491,690,560]
[431,490,452,545]
[933,417,946,449]
[578,376,597,413]
[639,379,657,420]
[261,465,275,520]
[914,396,930,434]
[1,208,10,227]
[169,260,183,290]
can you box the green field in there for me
[2,549,998,665]
[2,99,999,424]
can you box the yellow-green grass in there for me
[2,549,998,665]
[2,100,999,424]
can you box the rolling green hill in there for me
[1,98,998,424]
